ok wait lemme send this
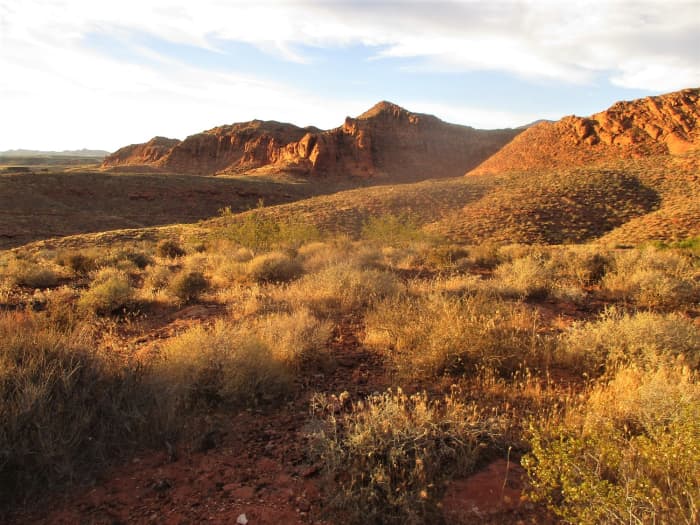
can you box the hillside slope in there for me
[470,88,700,175]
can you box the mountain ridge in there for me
[469,87,700,175]
[102,102,521,182]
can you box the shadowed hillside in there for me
[0,171,333,250]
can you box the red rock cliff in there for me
[103,102,522,181]
[470,87,700,175]
[102,137,181,167]
[276,102,521,181]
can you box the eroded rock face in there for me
[102,137,181,167]
[470,88,700,175]
[159,121,312,175]
[103,102,521,181]
[276,102,521,181]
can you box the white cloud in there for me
[1,0,698,149]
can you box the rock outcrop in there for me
[159,121,313,175]
[103,102,521,182]
[275,102,520,181]
[470,88,700,175]
[103,137,181,167]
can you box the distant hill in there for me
[0,148,109,158]
[103,102,522,183]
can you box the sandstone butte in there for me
[102,102,521,182]
[469,87,700,175]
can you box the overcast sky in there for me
[1,0,699,151]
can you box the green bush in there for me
[310,388,501,525]
[524,363,700,524]
[78,268,134,315]
[4,259,60,289]
[168,270,208,304]
[361,213,430,246]
[222,209,320,252]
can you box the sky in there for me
[1,0,699,152]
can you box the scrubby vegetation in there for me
[310,388,503,525]
[0,211,698,523]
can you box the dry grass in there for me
[310,387,503,525]
[0,311,171,506]
[152,311,330,409]
[246,251,304,283]
[492,254,553,300]
[364,292,543,379]
[152,320,292,409]
[273,263,402,315]
[248,308,333,370]
[602,247,699,308]
[556,308,700,376]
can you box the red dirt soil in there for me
[8,310,558,525]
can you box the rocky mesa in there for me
[102,136,181,168]
[469,87,700,175]
[103,102,521,182]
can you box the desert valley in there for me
[1,83,699,525]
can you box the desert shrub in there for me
[59,251,96,275]
[222,210,320,252]
[208,259,247,288]
[248,308,333,370]
[421,243,471,271]
[361,213,430,246]
[77,268,134,315]
[4,258,60,289]
[119,249,152,269]
[567,250,609,285]
[310,388,502,525]
[492,254,553,300]
[467,242,501,269]
[524,363,700,524]
[142,264,174,292]
[0,312,170,506]
[246,251,304,283]
[156,239,186,258]
[231,246,254,262]
[602,247,698,308]
[558,308,700,375]
[364,292,543,379]
[153,320,292,409]
[275,263,402,315]
[44,286,80,329]
[168,270,208,304]
[672,236,700,255]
